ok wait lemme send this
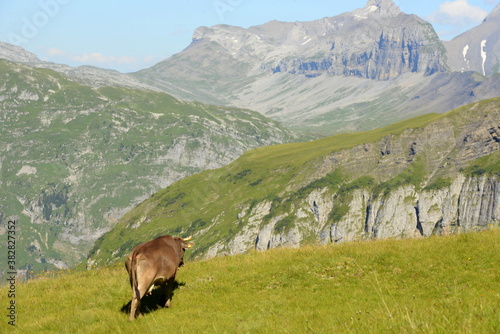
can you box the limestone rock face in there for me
[320,176,500,245]
[212,174,499,258]
[181,0,447,81]
[197,100,500,259]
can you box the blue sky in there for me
[0,0,497,72]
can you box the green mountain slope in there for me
[0,59,300,273]
[87,98,500,266]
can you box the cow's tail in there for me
[131,252,141,301]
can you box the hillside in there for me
[0,59,300,273]
[87,98,500,266]
[1,230,498,333]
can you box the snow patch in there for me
[461,45,471,72]
[462,45,469,60]
[480,40,487,76]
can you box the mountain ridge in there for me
[0,41,158,91]
[1,2,498,136]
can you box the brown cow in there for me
[125,235,194,320]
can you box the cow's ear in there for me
[185,242,194,249]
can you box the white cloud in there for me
[47,47,67,56]
[42,47,161,72]
[428,0,488,25]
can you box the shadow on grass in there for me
[120,280,185,316]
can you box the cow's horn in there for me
[183,236,192,241]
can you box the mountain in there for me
[0,59,300,274]
[3,0,498,136]
[444,3,500,76]
[134,0,500,135]
[137,0,446,87]
[0,41,156,91]
[86,98,500,266]
[0,41,40,63]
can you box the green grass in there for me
[373,156,427,197]
[461,152,500,177]
[2,229,498,333]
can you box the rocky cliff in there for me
[262,0,446,80]
[86,98,500,266]
[165,0,447,81]
[204,99,500,257]
[259,175,498,251]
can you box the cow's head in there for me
[175,236,194,266]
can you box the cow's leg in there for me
[125,256,133,288]
[161,277,176,308]
[129,294,140,321]
[129,279,153,320]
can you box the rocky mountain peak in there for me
[185,0,442,82]
[363,0,401,17]
[0,41,40,63]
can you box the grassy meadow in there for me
[2,229,499,333]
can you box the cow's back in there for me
[134,236,181,278]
